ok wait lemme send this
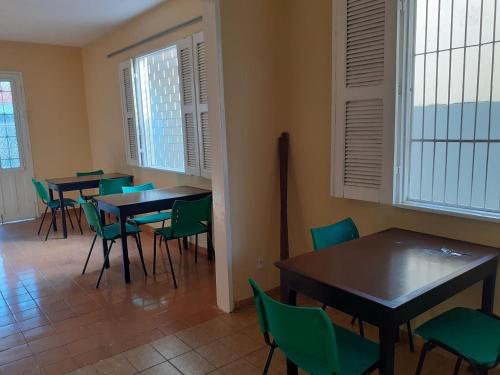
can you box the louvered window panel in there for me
[180,48,193,105]
[184,113,198,168]
[344,100,383,188]
[196,41,208,105]
[200,112,211,171]
[346,0,385,87]
[126,117,138,161]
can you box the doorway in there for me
[0,72,37,223]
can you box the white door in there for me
[0,72,37,223]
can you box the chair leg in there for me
[44,212,55,241]
[195,234,198,264]
[263,343,276,375]
[407,321,415,352]
[65,206,74,230]
[177,238,182,255]
[82,234,97,275]
[37,206,48,235]
[321,304,327,310]
[164,240,177,288]
[134,234,148,277]
[452,358,462,375]
[159,220,165,246]
[415,342,432,375]
[73,207,83,235]
[351,316,357,325]
[359,319,365,337]
[96,241,113,288]
[153,232,157,274]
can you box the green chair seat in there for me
[102,223,140,241]
[47,198,78,209]
[416,307,500,367]
[334,324,380,375]
[155,222,207,239]
[129,211,172,225]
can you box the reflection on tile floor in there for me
[0,217,498,374]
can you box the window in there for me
[332,0,500,221]
[0,80,21,169]
[119,32,210,178]
[398,0,500,219]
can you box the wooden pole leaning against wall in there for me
[279,132,290,302]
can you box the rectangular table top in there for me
[276,228,499,309]
[47,173,132,189]
[95,185,211,215]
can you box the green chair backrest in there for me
[122,182,155,194]
[32,178,50,204]
[171,195,212,235]
[248,279,340,375]
[310,217,359,251]
[81,202,104,237]
[76,170,104,177]
[99,176,133,196]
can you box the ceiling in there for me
[0,0,165,47]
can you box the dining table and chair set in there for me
[251,219,499,375]
[31,171,213,289]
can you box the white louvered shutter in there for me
[119,60,140,166]
[177,36,201,176]
[193,32,211,179]
[332,0,396,203]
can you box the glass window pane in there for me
[421,141,435,200]
[481,0,496,43]
[484,143,500,209]
[457,142,473,206]
[452,0,467,48]
[445,142,460,204]
[432,142,447,202]
[409,141,422,199]
[426,0,439,52]
[476,44,493,139]
[449,49,464,139]
[471,142,488,207]
[0,80,21,169]
[412,55,425,139]
[462,46,479,140]
[134,46,185,173]
[466,0,482,46]
[439,0,453,50]
[491,43,500,139]
[436,51,450,138]
[415,0,427,54]
[424,52,437,138]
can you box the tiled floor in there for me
[0,217,498,375]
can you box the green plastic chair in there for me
[310,218,415,351]
[122,183,172,226]
[99,176,133,196]
[310,217,359,251]
[32,178,82,241]
[248,278,380,375]
[415,307,500,375]
[80,202,147,288]
[76,170,104,221]
[153,195,213,287]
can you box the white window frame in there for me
[119,32,211,178]
[394,0,500,222]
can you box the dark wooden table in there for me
[276,228,499,375]
[46,173,133,239]
[94,185,212,283]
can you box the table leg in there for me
[100,210,109,269]
[119,212,131,283]
[183,237,188,250]
[49,189,57,231]
[58,190,67,238]
[481,272,496,314]
[207,222,214,260]
[379,323,396,375]
[282,280,298,375]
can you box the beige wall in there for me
[0,41,92,188]
[81,0,210,191]
[219,0,499,316]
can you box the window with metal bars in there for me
[398,0,500,220]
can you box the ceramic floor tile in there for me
[169,351,215,375]
[219,359,260,375]
[123,344,165,371]
[196,340,241,368]
[218,332,263,357]
[140,362,182,375]
[151,335,191,360]
[93,354,137,375]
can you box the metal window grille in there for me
[0,81,21,169]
